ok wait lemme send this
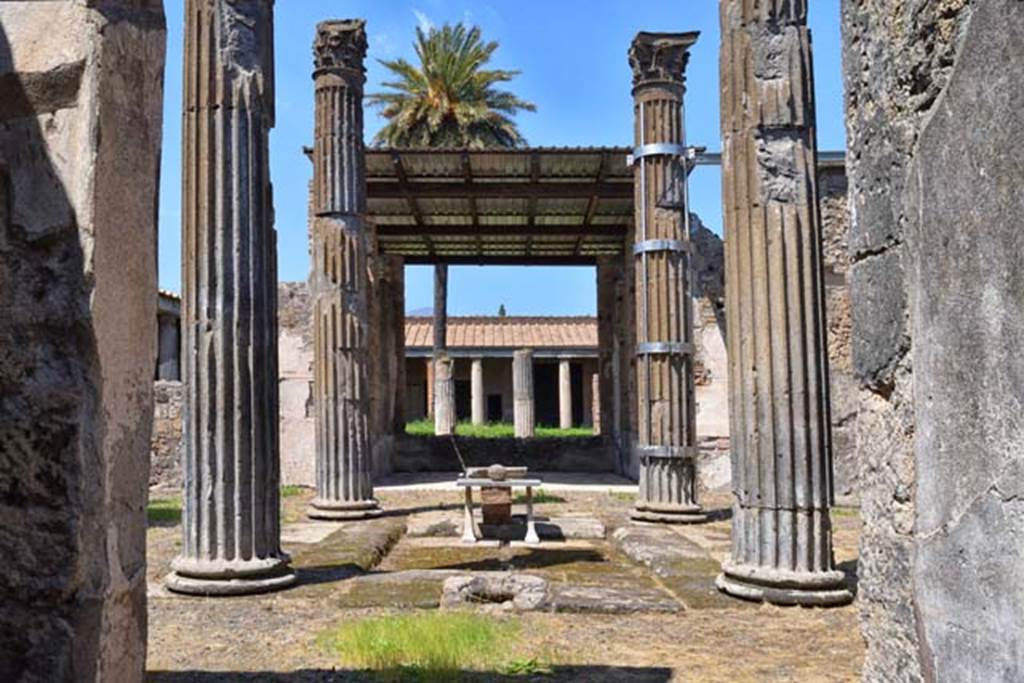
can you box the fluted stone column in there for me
[434,353,456,436]
[307,19,380,521]
[716,1,850,606]
[513,349,535,438]
[592,373,602,435]
[628,32,705,524]
[471,357,486,425]
[169,0,295,595]
[559,359,573,429]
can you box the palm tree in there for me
[368,23,536,148]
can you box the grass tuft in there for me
[513,488,566,505]
[319,612,520,682]
[147,497,182,525]
[405,420,594,439]
[280,485,304,498]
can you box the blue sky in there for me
[157,1,845,315]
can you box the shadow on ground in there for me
[148,666,673,682]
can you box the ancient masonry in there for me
[307,19,381,520]
[513,349,536,438]
[843,0,1023,678]
[168,0,295,595]
[0,2,165,678]
[628,32,705,524]
[716,1,850,605]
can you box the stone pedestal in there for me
[513,349,535,438]
[481,486,513,525]
[169,0,295,595]
[716,2,850,606]
[471,357,486,425]
[307,19,380,521]
[628,32,705,524]
[559,359,573,429]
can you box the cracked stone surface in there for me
[843,0,1023,679]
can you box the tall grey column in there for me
[513,349,535,438]
[471,357,486,425]
[559,359,573,429]
[628,32,705,524]
[169,0,295,595]
[434,353,456,435]
[716,1,850,606]
[591,373,602,435]
[307,19,381,521]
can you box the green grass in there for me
[280,485,304,498]
[319,612,522,682]
[512,488,566,505]
[608,491,634,502]
[405,419,594,439]
[147,497,182,525]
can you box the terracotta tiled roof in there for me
[405,316,597,349]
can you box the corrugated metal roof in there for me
[368,147,634,265]
[405,316,597,350]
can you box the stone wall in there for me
[151,381,183,490]
[0,2,165,680]
[843,1,1023,679]
[393,436,617,474]
[819,166,858,501]
[278,281,315,486]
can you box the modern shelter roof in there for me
[367,147,634,266]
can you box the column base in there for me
[166,555,296,597]
[630,502,706,524]
[715,561,853,607]
[307,497,382,521]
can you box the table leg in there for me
[461,487,477,544]
[524,485,540,544]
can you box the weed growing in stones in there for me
[319,612,521,681]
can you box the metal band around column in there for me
[637,341,693,355]
[635,444,699,460]
[627,142,688,166]
[633,239,690,256]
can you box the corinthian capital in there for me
[628,31,699,90]
[314,19,368,74]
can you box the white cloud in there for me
[413,9,434,32]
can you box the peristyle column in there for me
[716,0,850,606]
[628,32,705,524]
[558,359,573,429]
[434,353,456,436]
[307,19,381,520]
[513,349,535,438]
[471,357,486,425]
[170,0,295,595]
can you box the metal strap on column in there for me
[633,239,690,255]
[627,142,687,166]
[635,444,699,461]
[637,341,693,355]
